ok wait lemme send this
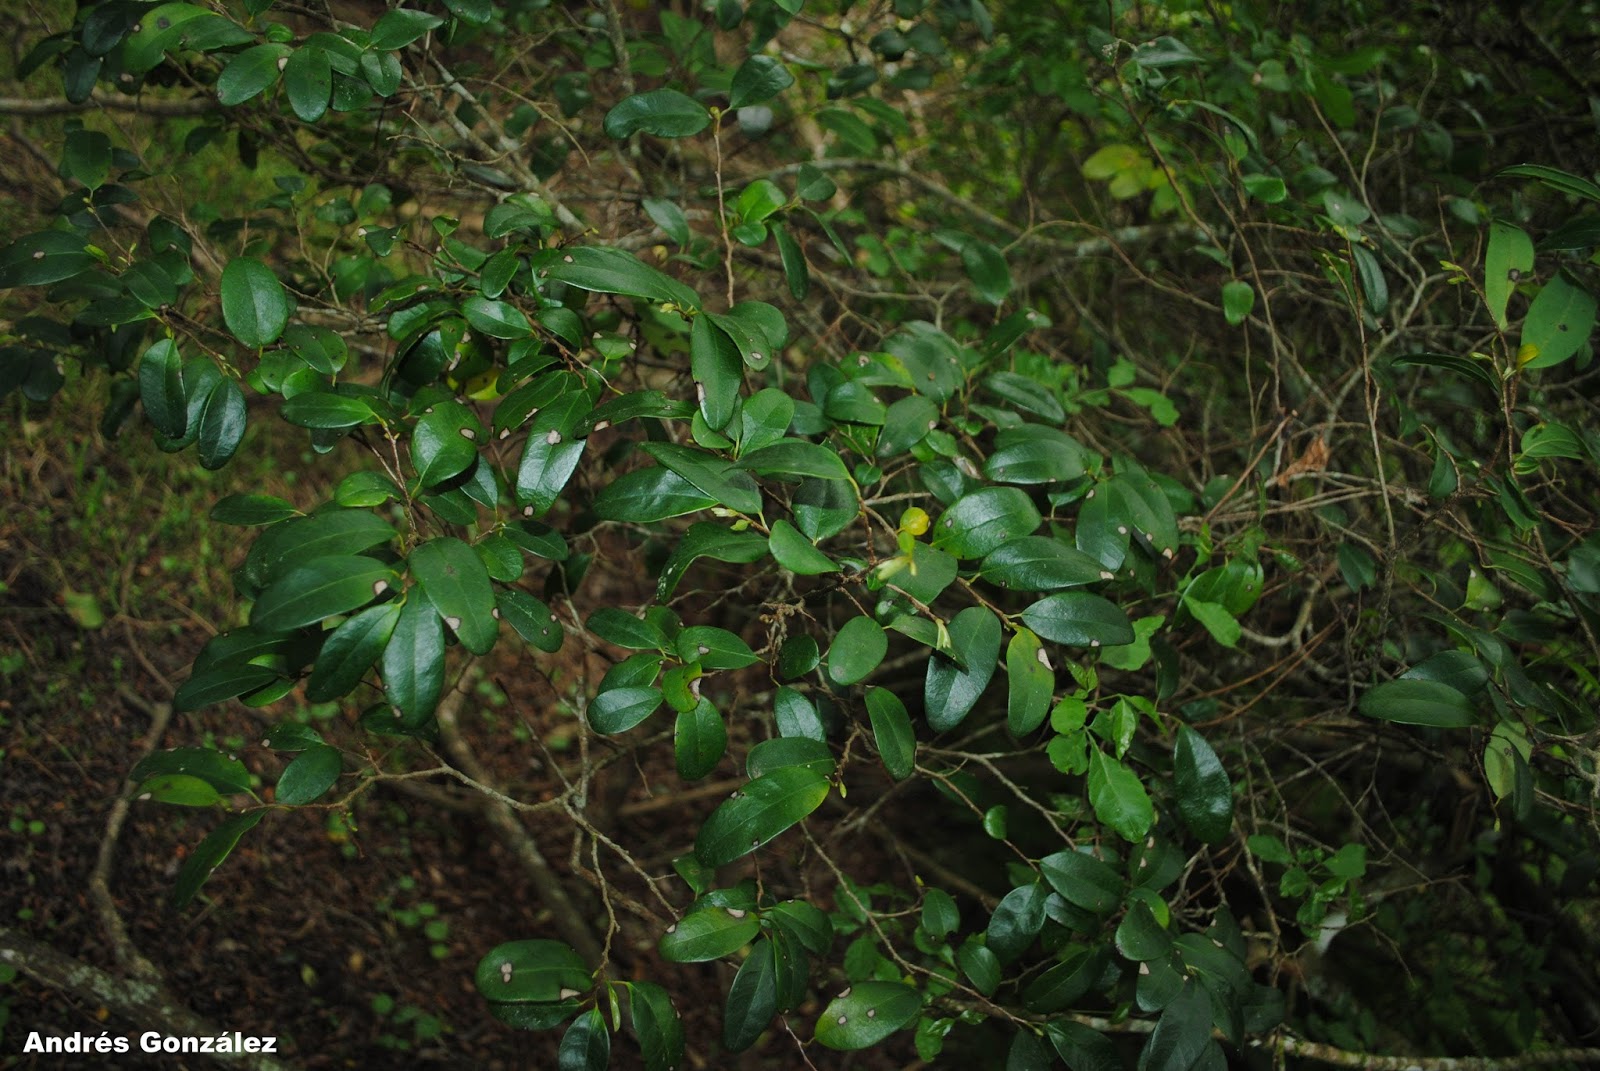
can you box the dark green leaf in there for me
[1140,981,1211,1071]
[463,295,533,339]
[827,616,886,685]
[589,686,664,733]
[865,686,915,780]
[981,536,1110,591]
[1358,678,1477,727]
[1174,725,1232,843]
[629,982,684,1071]
[604,89,711,139]
[961,240,1011,304]
[370,8,444,50]
[1116,900,1172,961]
[932,487,1041,559]
[738,439,852,481]
[211,493,299,526]
[305,602,400,701]
[695,765,830,868]
[383,596,445,724]
[173,660,281,712]
[594,466,718,523]
[1045,1021,1120,1071]
[216,44,288,106]
[769,518,839,575]
[1006,627,1053,735]
[677,625,758,669]
[1023,944,1110,1011]
[132,747,252,794]
[275,744,341,805]
[476,939,591,1004]
[543,246,699,308]
[675,698,727,779]
[1039,849,1123,913]
[0,231,95,289]
[925,606,1001,732]
[498,589,564,653]
[987,882,1047,961]
[220,257,289,347]
[723,937,780,1051]
[559,1009,610,1071]
[283,45,332,122]
[642,197,689,246]
[1021,593,1133,648]
[656,523,768,600]
[173,809,266,908]
[410,536,498,655]
[281,391,374,429]
[196,376,246,470]
[139,339,186,439]
[251,555,394,632]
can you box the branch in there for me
[0,92,216,116]
[1255,1034,1600,1069]
[0,927,299,1071]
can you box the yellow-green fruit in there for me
[898,507,931,537]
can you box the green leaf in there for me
[987,882,1047,960]
[281,390,374,429]
[925,606,1002,732]
[136,774,221,807]
[774,222,809,300]
[498,589,564,653]
[730,54,795,109]
[370,8,445,49]
[961,240,1012,304]
[629,982,685,1071]
[0,231,95,289]
[958,939,1001,996]
[723,937,780,1052]
[738,439,851,481]
[983,426,1091,485]
[981,537,1111,591]
[1174,725,1232,843]
[132,747,252,794]
[814,981,921,1050]
[476,939,591,1004]
[1116,900,1172,961]
[1352,244,1388,314]
[1020,593,1133,648]
[774,686,825,740]
[642,197,690,246]
[1498,163,1600,204]
[1182,596,1240,648]
[826,616,886,685]
[678,625,758,669]
[877,395,939,457]
[559,1009,610,1071]
[1485,221,1534,331]
[1046,1022,1120,1071]
[589,686,664,733]
[139,339,186,439]
[544,246,699,308]
[251,555,394,632]
[588,608,667,651]
[932,487,1041,559]
[640,443,762,515]
[411,536,498,655]
[173,661,281,711]
[1357,678,1477,728]
[594,466,718,523]
[656,523,769,600]
[211,493,299,526]
[604,89,711,139]
[1519,271,1597,370]
[1401,650,1488,695]
[412,405,481,488]
[173,809,266,908]
[921,888,959,939]
[1140,980,1211,1071]
[216,44,289,106]
[675,698,727,780]
[865,687,915,780]
[463,295,533,339]
[1024,945,1110,1012]
[305,602,400,701]
[983,372,1065,424]
[1221,280,1254,326]
[740,388,795,454]
[245,509,396,587]
[275,743,341,805]
[659,906,761,963]
[220,256,290,347]
[63,128,111,189]
[283,45,332,122]
[1039,849,1123,913]
[695,765,830,868]
[1088,748,1154,842]
[193,375,246,471]
[1241,173,1286,203]
[747,738,834,779]
[383,596,445,724]
[1006,628,1054,735]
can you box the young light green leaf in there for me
[1088,748,1154,841]
[1221,280,1254,326]
[1519,271,1597,370]
[1006,628,1053,735]
[220,256,289,348]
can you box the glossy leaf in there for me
[1173,725,1232,843]
[628,982,685,1071]
[594,466,718,523]
[305,602,399,701]
[410,536,498,655]
[1040,849,1122,914]
[769,518,839,575]
[1021,592,1133,648]
[659,906,760,963]
[220,256,289,348]
[828,615,887,685]
[383,596,445,723]
[588,686,663,734]
[1141,981,1211,1071]
[1088,748,1154,842]
[1006,628,1053,735]
[132,747,252,794]
[216,43,288,106]
[674,698,727,780]
[275,744,341,805]
[865,686,915,780]
[1358,678,1477,727]
[173,809,267,908]
[139,339,186,439]
[250,555,393,632]
[932,487,1041,559]
[981,536,1110,591]
[814,981,921,1050]
[559,1009,610,1071]
[476,939,591,1004]
[925,606,1002,732]
[695,765,830,868]
[603,89,711,138]
[283,45,332,122]
[723,937,780,1052]
[1519,271,1597,370]
[196,377,246,470]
